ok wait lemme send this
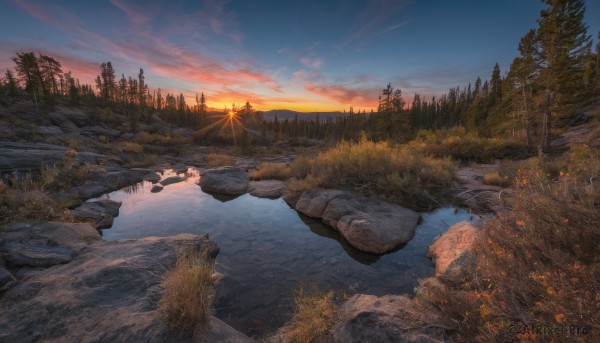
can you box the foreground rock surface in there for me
[332,294,447,343]
[70,199,122,229]
[0,222,101,267]
[290,189,420,254]
[0,230,253,342]
[199,167,249,195]
[64,168,158,200]
[427,221,480,285]
[247,180,285,199]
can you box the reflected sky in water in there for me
[98,169,479,337]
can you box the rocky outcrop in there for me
[0,222,252,342]
[79,125,121,138]
[427,221,480,285]
[199,167,249,195]
[0,266,16,290]
[290,189,420,254]
[332,294,447,343]
[453,164,503,212]
[70,199,122,229]
[0,141,111,173]
[248,180,286,199]
[0,222,101,267]
[64,168,158,200]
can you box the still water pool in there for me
[97,168,479,337]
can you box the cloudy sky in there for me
[1,0,599,111]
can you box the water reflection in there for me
[96,168,479,337]
[297,213,381,265]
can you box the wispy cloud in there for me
[109,0,152,25]
[300,56,323,69]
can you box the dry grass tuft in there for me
[275,283,341,343]
[482,172,511,187]
[122,141,144,153]
[159,247,219,334]
[249,163,290,180]
[289,135,456,209]
[207,153,235,167]
[289,156,312,179]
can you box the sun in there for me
[228,110,236,118]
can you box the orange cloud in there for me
[304,82,379,108]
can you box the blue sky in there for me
[1,0,599,111]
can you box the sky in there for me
[1,0,599,112]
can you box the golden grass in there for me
[482,172,511,187]
[249,163,291,180]
[122,141,144,153]
[159,247,219,333]
[292,135,456,209]
[289,156,312,179]
[275,283,340,343]
[207,153,235,167]
[122,153,159,168]
[415,150,600,342]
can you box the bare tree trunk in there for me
[541,90,553,153]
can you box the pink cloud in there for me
[304,82,380,107]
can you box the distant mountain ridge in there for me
[260,109,357,122]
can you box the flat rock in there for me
[80,125,121,138]
[172,164,188,174]
[0,142,108,173]
[0,222,101,267]
[160,175,187,186]
[36,125,63,135]
[0,266,16,290]
[427,221,480,285]
[71,200,122,229]
[0,233,248,343]
[66,168,153,200]
[292,189,419,254]
[332,294,447,343]
[248,180,285,199]
[199,167,249,195]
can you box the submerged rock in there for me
[70,199,122,229]
[199,167,249,195]
[0,222,101,267]
[427,221,480,285]
[291,189,419,254]
[160,175,187,186]
[0,230,251,343]
[151,185,163,193]
[248,180,286,199]
[332,294,447,343]
[65,168,154,200]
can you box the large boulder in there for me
[248,180,286,199]
[0,222,101,267]
[199,167,249,195]
[0,233,252,343]
[427,221,480,285]
[332,294,447,343]
[294,189,346,218]
[291,190,420,254]
[70,199,122,229]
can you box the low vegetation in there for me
[411,128,532,163]
[159,246,219,333]
[482,172,511,187]
[249,163,290,180]
[289,135,456,209]
[206,153,235,167]
[416,146,600,342]
[275,283,341,343]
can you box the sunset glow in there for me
[1,1,599,112]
